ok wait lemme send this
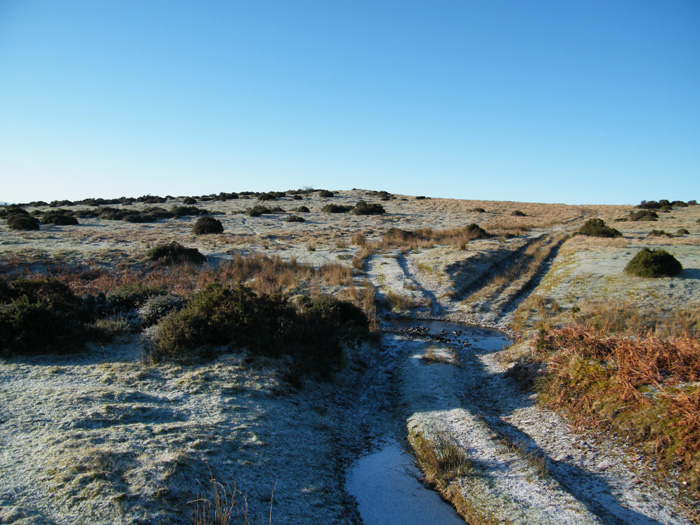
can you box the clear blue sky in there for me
[1,1,698,205]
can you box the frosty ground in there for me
[1,190,698,523]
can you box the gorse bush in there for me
[5,207,40,230]
[40,209,79,225]
[193,216,224,234]
[285,215,305,223]
[322,204,353,214]
[0,278,93,356]
[624,248,682,278]
[577,219,622,238]
[351,201,386,215]
[7,214,40,230]
[150,284,369,379]
[629,210,659,221]
[146,242,207,266]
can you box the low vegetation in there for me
[512,326,700,499]
[149,284,369,379]
[576,218,621,238]
[624,248,683,278]
[0,278,96,356]
[145,242,207,266]
[193,216,224,235]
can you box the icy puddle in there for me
[346,442,464,525]
[346,319,511,525]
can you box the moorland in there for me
[1,189,698,524]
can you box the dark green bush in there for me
[136,195,167,204]
[472,207,486,213]
[629,210,659,221]
[122,212,158,223]
[624,248,683,278]
[151,284,294,361]
[511,210,526,217]
[319,190,335,198]
[146,242,206,265]
[292,195,303,200]
[245,206,271,217]
[647,230,673,238]
[107,283,165,312]
[40,209,79,225]
[170,205,208,217]
[150,285,370,379]
[577,219,622,238]
[322,204,353,214]
[295,206,310,213]
[285,215,305,223]
[677,229,690,235]
[7,213,40,230]
[193,216,223,234]
[182,197,197,204]
[352,201,386,215]
[463,223,490,239]
[0,278,92,356]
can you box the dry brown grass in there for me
[527,326,700,500]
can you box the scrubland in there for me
[1,190,699,523]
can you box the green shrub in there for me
[107,283,165,312]
[7,214,40,230]
[472,207,486,213]
[170,205,208,217]
[150,284,294,361]
[40,209,79,225]
[647,230,673,238]
[677,229,690,235]
[511,210,526,217]
[629,210,658,221]
[352,201,386,215]
[149,285,369,379]
[146,242,206,265]
[245,206,271,217]
[122,212,158,223]
[0,278,92,356]
[137,294,185,326]
[577,219,622,238]
[463,223,490,239]
[322,204,353,214]
[295,206,310,213]
[182,197,197,204]
[285,215,305,223]
[319,190,335,198]
[624,248,683,278]
[193,216,224,234]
